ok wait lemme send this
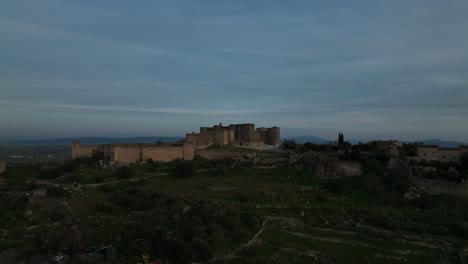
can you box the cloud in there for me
[0,100,284,116]
[0,1,467,141]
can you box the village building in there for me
[416,145,465,164]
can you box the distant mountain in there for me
[0,137,184,147]
[410,139,467,148]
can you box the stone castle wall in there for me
[183,142,195,160]
[186,132,213,149]
[113,145,142,163]
[71,141,101,159]
[71,141,194,164]
[142,145,189,162]
[71,123,279,163]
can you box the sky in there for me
[1,0,467,141]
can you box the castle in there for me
[71,123,280,164]
[186,123,280,149]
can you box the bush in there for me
[448,222,468,238]
[233,228,252,242]
[46,186,70,198]
[428,225,451,236]
[38,166,64,179]
[191,238,213,262]
[240,212,261,232]
[45,204,66,222]
[97,184,113,193]
[361,159,382,192]
[173,161,195,178]
[237,191,249,202]
[323,179,347,193]
[115,166,134,180]
[315,194,326,202]
[215,165,229,177]
[95,202,114,214]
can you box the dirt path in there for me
[211,218,267,262]
[81,172,168,188]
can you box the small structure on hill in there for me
[368,140,403,150]
[415,145,467,164]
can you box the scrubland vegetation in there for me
[0,145,467,263]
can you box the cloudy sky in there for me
[1,0,467,141]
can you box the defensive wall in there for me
[72,141,194,163]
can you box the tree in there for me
[173,161,195,178]
[383,158,410,194]
[361,159,382,192]
[115,166,134,179]
[462,151,468,169]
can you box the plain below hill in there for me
[0,136,184,147]
[283,135,467,148]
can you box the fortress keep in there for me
[71,123,280,164]
[186,123,280,149]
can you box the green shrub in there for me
[448,222,468,238]
[173,161,195,178]
[237,191,249,202]
[191,238,213,261]
[115,166,134,179]
[95,202,114,214]
[428,225,451,236]
[315,194,326,202]
[46,206,66,222]
[233,228,252,242]
[38,166,64,179]
[323,179,347,193]
[240,212,261,232]
[46,186,70,198]
[97,184,113,193]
